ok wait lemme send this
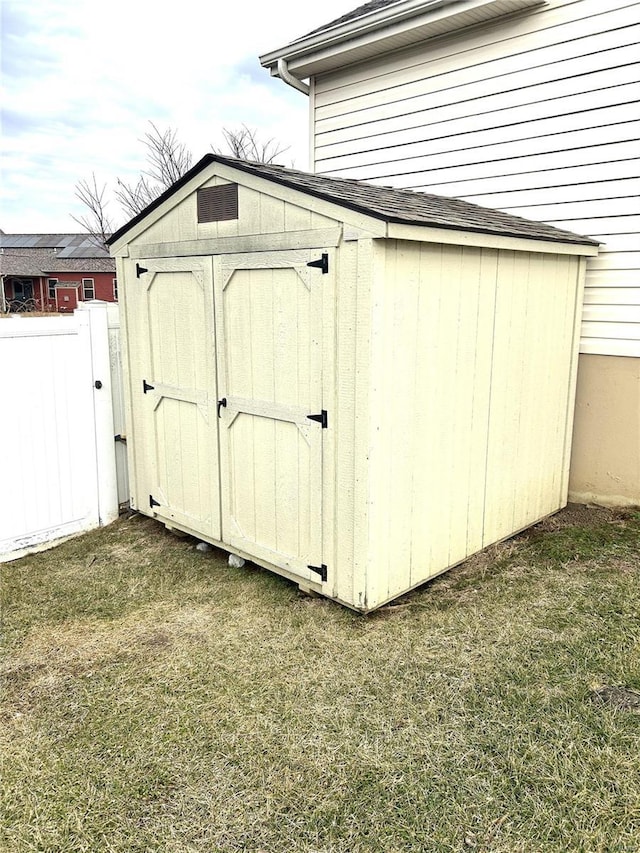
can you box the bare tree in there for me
[115,123,193,218]
[216,124,289,165]
[71,173,114,250]
[74,121,288,235]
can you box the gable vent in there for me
[197,184,239,223]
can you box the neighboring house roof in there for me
[108,154,598,248]
[43,257,116,274]
[0,248,56,277]
[0,233,111,258]
[260,0,546,79]
[0,234,115,278]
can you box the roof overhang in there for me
[108,154,598,257]
[260,0,546,80]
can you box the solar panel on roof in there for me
[56,244,109,258]
[0,234,110,253]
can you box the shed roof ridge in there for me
[210,155,598,246]
[107,153,598,248]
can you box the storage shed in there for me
[108,154,598,611]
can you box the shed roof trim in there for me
[107,154,597,249]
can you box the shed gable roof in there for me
[108,154,597,249]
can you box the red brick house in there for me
[0,234,117,313]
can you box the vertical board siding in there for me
[365,242,580,608]
[333,239,372,608]
[128,259,220,538]
[482,252,576,543]
[221,265,315,556]
[214,252,324,582]
[134,179,338,247]
[312,0,640,356]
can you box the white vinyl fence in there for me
[0,302,128,561]
[106,303,129,508]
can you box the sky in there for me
[0,0,352,233]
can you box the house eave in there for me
[260,0,546,79]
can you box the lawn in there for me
[2,505,639,852]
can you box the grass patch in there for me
[2,507,640,852]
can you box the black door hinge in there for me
[136,263,148,278]
[143,380,154,393]
[114,434,127,443]
[308,563,327,582]
[307,410,328,429]
[149,495,160,508]
[306,253,328,274]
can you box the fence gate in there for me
[0,304,120,561]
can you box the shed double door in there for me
[128,256,221,539]
[130,251,326,582]
[214,251,325,581]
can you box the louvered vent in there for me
[197,184,238,223]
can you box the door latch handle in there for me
[217,397,227,418]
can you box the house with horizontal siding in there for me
[261,0,640,506]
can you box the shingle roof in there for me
[108,154,598,248]
[0,248,56,277]
[305,0,401,36]
[0,234,115,277]
[43,256,116,273]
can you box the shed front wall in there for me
[361,239,583,610]
[116,171,360,601]
[120,248,338,592]
[125,175,344,249]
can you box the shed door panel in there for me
[215,251,326,581]
[129,257,220,539]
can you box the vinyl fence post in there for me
[80,301,119,526]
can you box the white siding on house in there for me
[312,0,640,356]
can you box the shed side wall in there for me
[365,240,582,609]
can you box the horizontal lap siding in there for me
[313,0,640,356]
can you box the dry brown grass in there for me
[2,507,639,852]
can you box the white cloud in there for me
[0,0,352,232]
